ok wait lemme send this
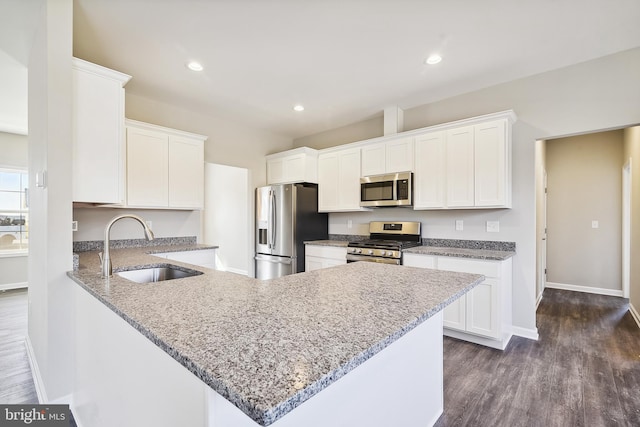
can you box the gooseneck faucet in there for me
[101,214,155,278]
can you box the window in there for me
[0,169,28,254]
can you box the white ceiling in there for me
[2,0,640,139]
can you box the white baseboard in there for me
[512,326,539,340]
[536,292,543,310]
[25,335,47,403]
[629,303,640,329]
[546,282,624,297]
[0,281,28,291]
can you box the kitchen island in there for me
[68,247,483,427]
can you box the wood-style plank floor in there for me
[2,288,639,426]
[0,288,38,404]
[436,288,640,427]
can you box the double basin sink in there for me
[116,265,203,283]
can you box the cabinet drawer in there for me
[403,253,437,269]
[305,245,347,260]
[436,257,501,278]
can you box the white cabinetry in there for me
[360,137,414,176]
[413,132,445,209]
[125,120,206,209]
[318,148,365,212]
[305,245,347,271]
[266,147,318,184]
[72,58,131,204]
[152,249,217,270]
[414,115,512,210]
[403,253,512,350]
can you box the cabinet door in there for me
[282,154,305,183]
[414,132,445,209]
[126,127,169,207]
[446,126,475,207]
[474,120,507,207]
[402,253,436,269]
[169,136,204,209]
[443,298,466,331]
[266,158,285,184]
[338,148,362,210]
[360,143,386,176]
[318,153,339,212]
[386,137,414,173]
[465,278,500,339]
[72,63,127,204]
[305,256,325,272]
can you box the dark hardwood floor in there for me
[0,288,38,404]
[2,288,639,426]
[437,288,640,427]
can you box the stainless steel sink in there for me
[116,265,203,283]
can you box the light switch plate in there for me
[347,219,353,229]
[146,220,153,230]
[455,220,463,231]
[72,221,78,232]
[486,221,500,233]
[592,220,599,229]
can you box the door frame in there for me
[622,158,632,299]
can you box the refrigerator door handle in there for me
[270,190,277,250]
[254,254,293,264]
[267,190,273,248]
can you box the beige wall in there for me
[0,131,28,167]
[293,47,640,336]
[546,131,624,291]
[623,126,640,317]
[0,131,29,288]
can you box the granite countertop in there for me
[403,245,515,261]
[68,247,483,426]
[303,240,349,247]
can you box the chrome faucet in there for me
[100,214,154,278]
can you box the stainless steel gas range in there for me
[346,221,421,265]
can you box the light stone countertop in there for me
[403,245,515,261]
[303,240,349,247]
[68,246,483,426]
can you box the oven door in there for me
[346,254,401,265]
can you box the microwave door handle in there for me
[393,179,398,202]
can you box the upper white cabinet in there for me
[72,58,131,204]
[266,147,318,184]
[413,132,446,209]
[318,147,364,212]
[414,113,514,210]
[125,120,206,209]
[360,137,414,176]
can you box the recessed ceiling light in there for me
[187,61,204,71]
[293,105,305,112]
[425,54,442,65]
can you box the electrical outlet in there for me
[146,220,153,229]
[455,220,463,231]
[347,219,353,229]
[591,220,599,229]
[72,221,78,232]
[486,221,500,233]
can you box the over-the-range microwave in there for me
[360,172,413,207]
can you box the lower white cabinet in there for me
[403,253,512,350]
[152,249,217,270]
[305,245,347,271]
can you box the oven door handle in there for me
[346,254,401,265]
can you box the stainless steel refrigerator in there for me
[255,183,328,279]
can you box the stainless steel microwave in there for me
[360,172,413,207]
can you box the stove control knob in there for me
[387,251,394,256]
[367,250,374,255]
[355,248,362,254]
